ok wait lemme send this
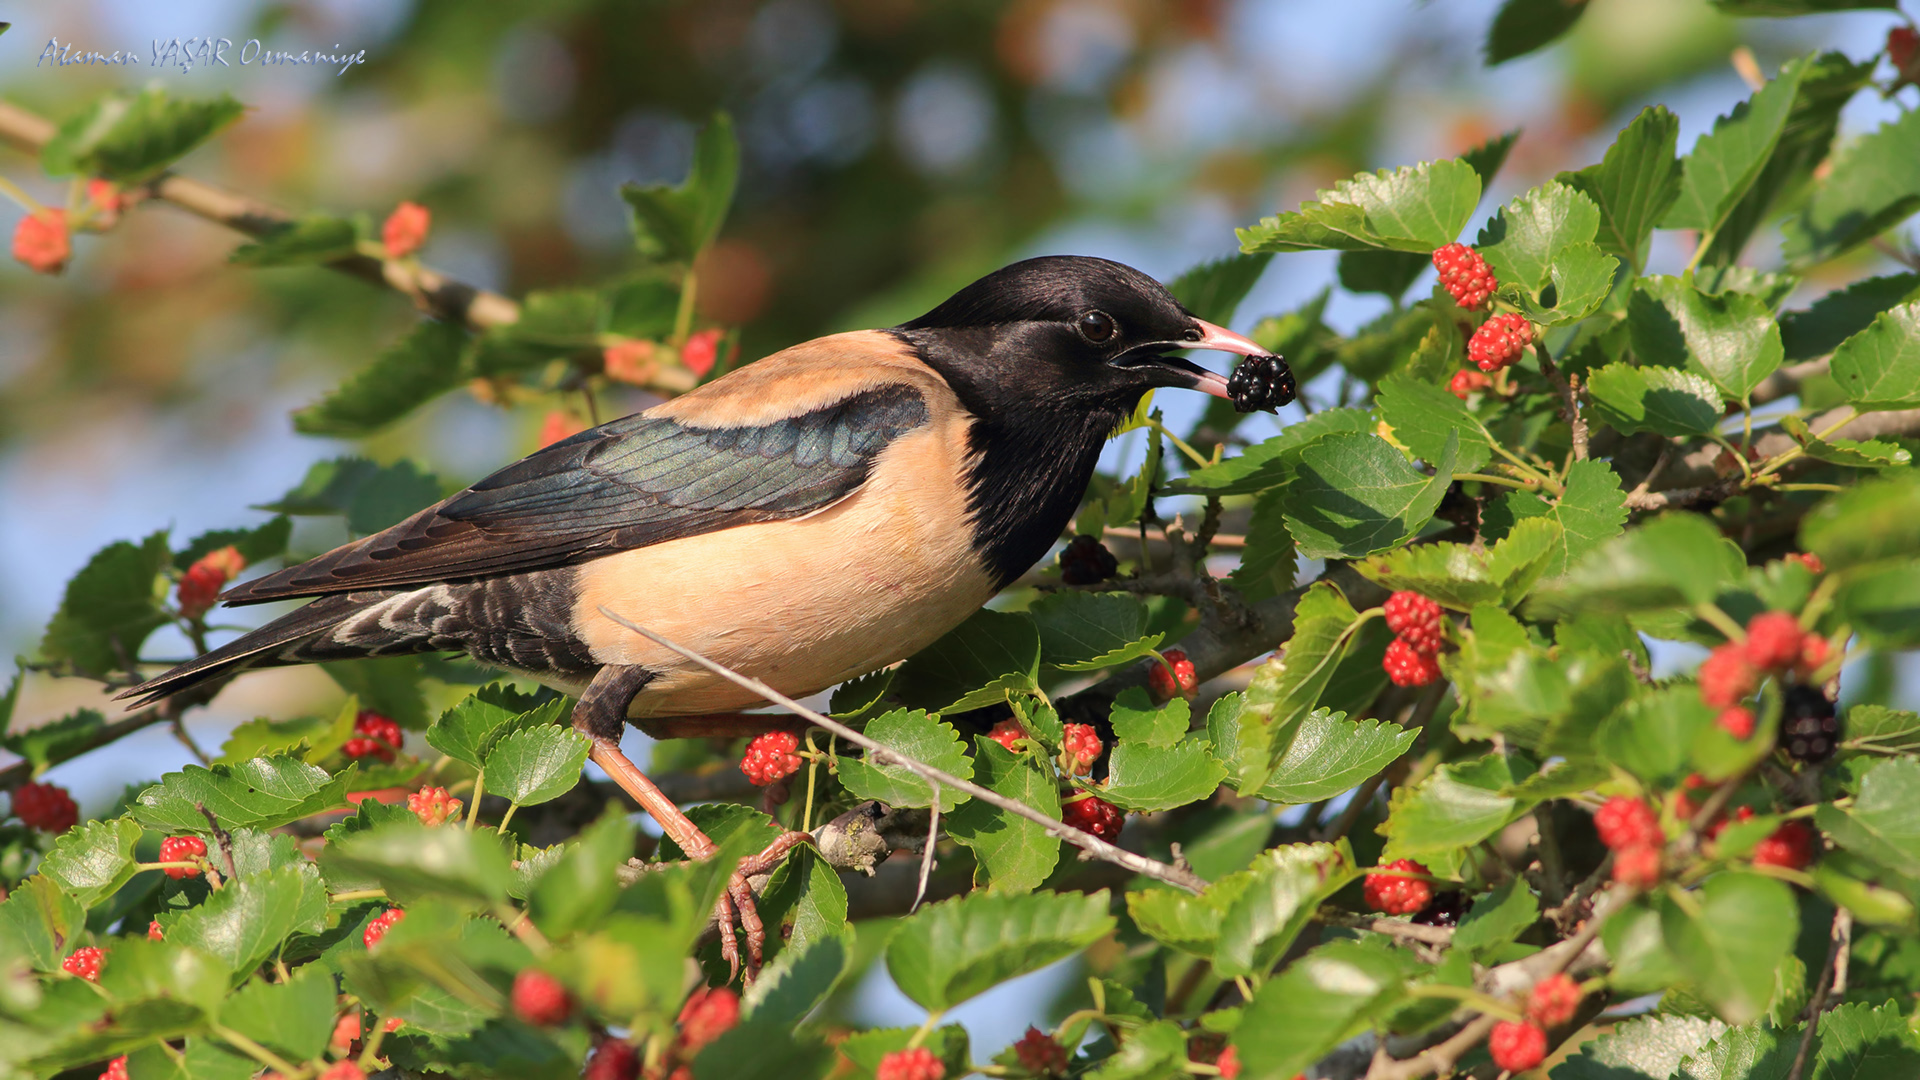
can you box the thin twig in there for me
[1786,907,1851,1080]
[1316,910,1455,947]
[1538,353,1588,462]
[914,793,940,913]
[595,606,1209,893]
[196,803,239,882]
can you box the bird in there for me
[121,254,1285,974]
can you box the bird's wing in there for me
[221,381,932,603]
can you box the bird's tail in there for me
[117,592,396,710]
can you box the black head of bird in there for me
[118,252,1285,980]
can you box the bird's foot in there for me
[710,828,813,982]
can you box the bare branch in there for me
[595,606,1210,893]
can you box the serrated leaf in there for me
[39,532,171,677]
[1846,705,1920,755]
[1109,687,1190,748]
[1485,0,1589,64]
[1809,1001,1920,1079]
[1169,407,1373,496]
[1282,431,1458,560]
[1238,159,1483,253]
[1167,253,1271,325]
[884,889,1116,1011]
[1557,1014,1731,1080]
[1676,1021,1796,1080]
[528,808,633,936]
[1660,872,1798,1025]
[947,739,1060,891]
[427,686,570,769]
[1382,752,1527,857]
[742,928,851,1028]
[2,707,106,774]
[756,846,848,954]
[173,516,291,571]
[1376,373,1496,475]
[1355,517,1559,611]
[322,821,514,906]
[1254,711,1416,806]
[219,963,335,1062]
[1478,180,1601,292]
[41,88,244,183]
[133,755,351,832]
[1559,106,1684,273]
[0,875,84,971]
[1785,104,1920,266]
[1235,939,1410,1078]
[1818,758,1920,877]
[1451,879,1539,956]
[1630,274,1783,404]
[167,866,322,977]
[482,725,589,807]
[229,215,359,266]
[1100,738,1227,813]
[1829,302,1920,411]
[1030,592,1163,671]
[890,609,1040,713]
[1230,488,1296,601]
[38,818,141,909]
[1214,841,1360,978]
[1780,273,1920,361]
[255,456,443,536]
[1530,511,1740,617]
[1585,363,1724,437]
[1599,687,1717,785]
[1800,471,1920,572]
[835,710,972,812]
[1209,582,1363,794]
[294,320,469,436]
[1127,873,1253,958]
[1519,241,1618,325]
[1779,413,1912,468]
[1663,61,1806,238]
[1337,249,1429,300]
[621,113,738,262]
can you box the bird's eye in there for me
[1077,310,1117,344]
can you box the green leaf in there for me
[946,738,1061,891]
[322,821,514,905]
[621,113,738,262]
[1110,687,1192,748]
[1169,407,1373,496]
[427,686,570,769]
[1713,0,1895,11]
[0,875,85,971]
[1675,1021,1796,1080]
[1518,241,1619,325]
[173,516,291,571]
[1530,512,1741,617]
[1800,471,1920,572]
[1354,517,1559,611]
[1660,872,1799,1024]
[1166,253,1271,325]
[890,609,1040,713]
[835,710,972,812]
[1780,273,1920,361]
[1254,711,1416,806]
[228,215,360,266]
[693,1013,836,1080]
[1209,583,1363,793]
[836,1026,969,1080]
[1845,705,1920,755]
[1818,758,1920,878]
[256,456,443,536]
[1485,0,1590,64]
[293,320,469,436]
[219,963,335,1062]
[1785,105,1920,266]
[1559,106,1684,272]
[884,889,1116,1011]
[1234,940,1410,1078]
[1101,738,1228,813]
[1478,180,1600,292]
[742,928,852,1028]
[39,532,170,677]
[41,88,244,183]
[38,818,141,909]
[1229,488,1297,601]
[482,725,589,807]
[1377,373,1496,475]
[528,808,633,936]
[1779,415,1912,468]
[1630,274,1783,404]
[2,707,105,774]
[1810,1001,1920,1079]
[322,655,429,732]
[1600,687,1717,785]
[133,755,351,832]
[1337,249,1429,300]
[1029,592,1164,671]
[1451,880,1539,956]
[1382,752,1526,857]
[1238,159,1483,253]
[1281,431,1458,560]
[1214,841,1361,978]
[1829,302,1920,411]
[1557,1014,1731,1080]
[1585,363,1725,437]
[167,866,323,976]
[1662,60,1806,239]
[756,847,848,953]
[1126,874,1251,958]
[1834,562,1920,648]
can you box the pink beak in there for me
[1184,318,1271,400]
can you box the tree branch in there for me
[1623,405,1920,510]
[596,606,1210,893]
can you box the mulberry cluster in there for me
[740,730,803,786]
[1432,243,1496,310]
[1363,858,1432,916]
[1380,592,1445,687]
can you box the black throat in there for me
[890,327,1140,587]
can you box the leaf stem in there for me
[1404,983,1525,1022]
[465,771,485,830]
[497,802,519,834]
[672,268,699,346]
[212,1024,301,1077]
[1694,602,1747,643]
[328,889,389,904]
[1452,472,1533,490]
[1147,418,1212,469]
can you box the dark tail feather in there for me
[118,593,384,710]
